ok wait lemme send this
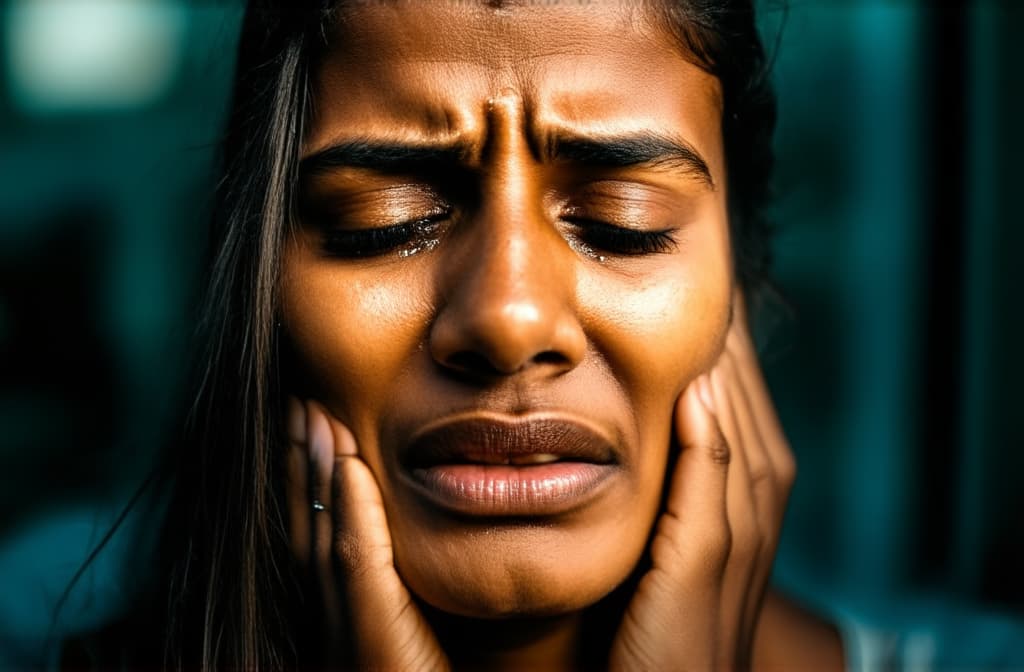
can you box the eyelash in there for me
[564,217,679,256]
[321,213,677,259]
[323,215,447,258]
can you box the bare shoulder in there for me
[753,590,845,672]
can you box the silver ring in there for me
[312,499,326,512]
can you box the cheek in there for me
[581,212,733,423]
[280,244,430,440]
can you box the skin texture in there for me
[280,2,837,669]
[285,2,729,616]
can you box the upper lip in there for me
[403,414,617,469]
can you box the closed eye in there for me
[322,212,449,258]
[564,217,679,256]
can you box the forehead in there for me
[308,1,723,164]
[329,1,671,64]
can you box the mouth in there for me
[400,415,619,517]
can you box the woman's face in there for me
[282,1,732,618]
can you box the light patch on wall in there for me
[5,0,185,113]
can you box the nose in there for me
[429,95,586,379]
[429,222,587,378]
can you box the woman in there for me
[66,0,842,669]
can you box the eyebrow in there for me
[301,131,714,187]
[301,140,469,176]
[545,132,714,187]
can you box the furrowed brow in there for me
[300,140,469,176]
[547,132,714,188]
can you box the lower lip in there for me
[407,462,616,516]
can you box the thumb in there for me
[318,408,447,671]
[610,379,733,672]
[656,377,731,577]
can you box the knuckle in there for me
[709,433,731,465]
[652,513,732,577]
[751,469,778,508]
[652,512,689,563]
[707,524,733,569]
[776,444,797,489]
[750,468,773,490]
[334,530,365,571]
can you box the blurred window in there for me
[5,0,185,113]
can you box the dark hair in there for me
[658,0,778,298]
[126,1,778,668]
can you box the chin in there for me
[392,522,647,619]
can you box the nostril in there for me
[443,350,505,378]
[439,349,571,379]
[533,351,569,367]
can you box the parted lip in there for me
[402,414,618,469]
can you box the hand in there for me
[609,291,797,671]
[286,399,450,671]
[284,292,797,671]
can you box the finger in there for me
[725,294,789,652]
[655,379,731,580]
[732,293,797,647]
[708,359,759,541]
[626,381,729,671]
[727,335,783,476]
[329,418,443,670]
[725,291,774,450]
[711,357,763,658]
[306,401,339,623]
[726,291,795,496]
[725,293,784,527]
[720,317,770,479]
[725,290,769,430]
[329,420,398,588]
[286,397,310,566]
[715,353,771,529]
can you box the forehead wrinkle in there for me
[314,1,724,169]
[329,1,667,72]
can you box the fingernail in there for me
[307,402,333,457]
[697,375,716,415]
[334,423,358,457]
[287,396,306,444]
[307,401,359,458]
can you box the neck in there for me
[427,609,587,672]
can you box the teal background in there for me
[1,1,1022,668]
